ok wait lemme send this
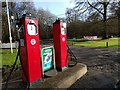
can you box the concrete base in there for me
[56,66,68,71]
[33,63,87,88]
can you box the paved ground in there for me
[68,46,120,88]
[1,40,120,89]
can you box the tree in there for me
[0,1,2,41]
[66,8,75,24]
[71,0,118,39]
[15,2,37,17]
[117,4,120,37]
[114,1,120,37]
[9,2,56,39]
[2,1,57,41]
[87,12,102,22]
[2,12,9,43]
[2,1,37,42]
[37,8,56,39]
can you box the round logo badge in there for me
[62,37,65,42]
[31,39,36,45]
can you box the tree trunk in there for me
[118,7,120,37]
[118,17,120,37]
[102,2,107,39]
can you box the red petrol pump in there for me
[5,14,77,89]
[53,19,68,71]
[19,16,42,87]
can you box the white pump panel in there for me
[27,24,37,35]
[61,23,66,35]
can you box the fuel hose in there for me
[5,40,30,89]
[67,45,78,67]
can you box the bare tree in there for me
[0,1,2,41]
[72,0,117,39]
[115,2,120,37]
[117,4,120,37]
[15,2,37,17]
[37,8,56,39]
[2,1,37,42]
[87,12,102,22]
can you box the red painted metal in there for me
[19,17,42,84]
[53,20,68,70]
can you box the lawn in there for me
[1,49,20,67]
[67,38,119,48]
[0,49,2,68]
[0,37,119,67]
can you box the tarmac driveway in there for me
[68,46,120,88]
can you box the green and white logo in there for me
[41,46,55,72]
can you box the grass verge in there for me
[1,37,119,67]
[1,49,20,67]
[67,38,119,48]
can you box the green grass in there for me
[67,38,119,48]
[0,49,2,68]
[0,37,119,67]
[0,49,20,67]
